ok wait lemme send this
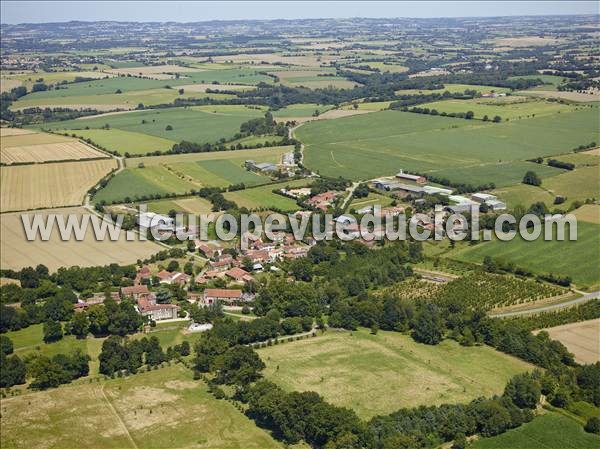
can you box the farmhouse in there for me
[156,270,190,285]
[195,241,223,259]
[120,284,150,300]
[203,288,245,305]
[396,170,426,184]
[307,191,339,210]
[225,267,254,283]
[137,296,180,321]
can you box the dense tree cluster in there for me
[27,350,90,390]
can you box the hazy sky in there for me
[1,1,598,24]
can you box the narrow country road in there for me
[490,290,599,318]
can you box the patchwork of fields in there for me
[39,105,265,154]
[0,207,162,271]
[259,328,533,419]
[1,159,116,212]
[297,108,599,186]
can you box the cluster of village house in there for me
[73,229,315,322]
[76,169,506,322]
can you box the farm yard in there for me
[0,365,282,449]
[535,319,600,364]
[0,207,163,271]
[297,108,599,186]
[259,328,533,419]
[1,128,109,164]
[0,159,116,212]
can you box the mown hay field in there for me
[1,159,116,212]
[258,328,533,419]
[1,129,108,164]
[0,207,163,271]
[0,365,282,449]
[297,108,599,186]
[536,319,600,364]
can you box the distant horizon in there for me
[1,1,598,25]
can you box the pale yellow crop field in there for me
[104,64,200,79]
[0,207,163,271]
[1,129,108,164]
[0,159,117,212]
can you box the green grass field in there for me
[271,103,334,118]
[417,98,575,121]
[224,180,305,211]
[40,106,264,149]
[509,74,568,91]
[62,128,177,154]
[470,412,600,449]
[142,196,214,215]
[297,108,599,186]
[93,166,196,203]
[0,365,282,449]
[395,83,512,96]
[258,328,533,419]
[452,221,600,289]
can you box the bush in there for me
[584,417,600,434]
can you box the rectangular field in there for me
[61,128,177,155]
[224,180,307,212]
[1,159,116,212]
[452,221,600,290]
[0,207,163,271]
[1,129,108,164]
[537,319,600,364]
[297,108,599,186]
[0,365,281,449]
[258,328,533,419]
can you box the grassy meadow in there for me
[0,365,282,449]
[224,180,306,211]
[258,328,533,419]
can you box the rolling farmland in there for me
[297,108,599,186]
[0,207,162,271]
[536,319,600,364]
[1,159,116,212]
[38,106,265,152]
[94,146,291,203]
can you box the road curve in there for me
[490,291,600,318]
